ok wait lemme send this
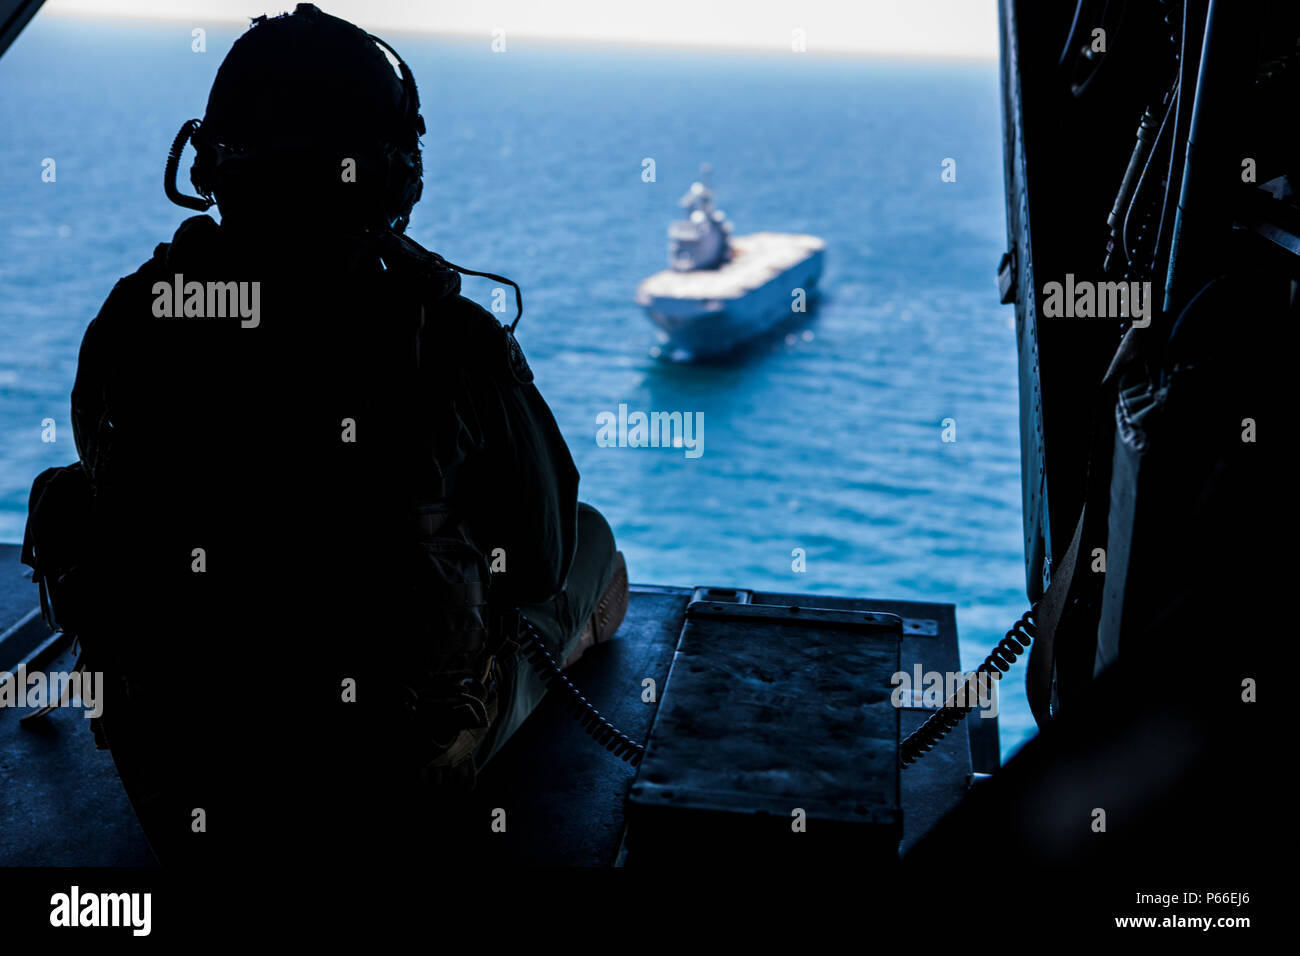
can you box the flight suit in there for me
[67,214,616,862]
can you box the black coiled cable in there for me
[164,119,215,211]
[899,606,1038,768]
[518,616,645,766]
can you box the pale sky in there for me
[42,0,999,59]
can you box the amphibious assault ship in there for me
[636,171,825,361]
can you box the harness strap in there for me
[1025,507,1084,727]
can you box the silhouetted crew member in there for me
[65,4,627,865]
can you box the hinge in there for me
[998,247,1018,304]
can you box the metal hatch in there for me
[626,600,903,865]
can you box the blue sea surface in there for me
[0,17,1033,755]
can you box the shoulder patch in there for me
[504,327,533,385]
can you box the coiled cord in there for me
[518,616,645,766]
[899,606,1038,768]
[164,119,215,211]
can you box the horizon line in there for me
[36,8,999,64]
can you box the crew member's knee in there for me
[576,502,616,561]
[574,502,618,594]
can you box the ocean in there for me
[0,16,1033,754]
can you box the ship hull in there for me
[636,233,825,361]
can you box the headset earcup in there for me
[189,141,212,198]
